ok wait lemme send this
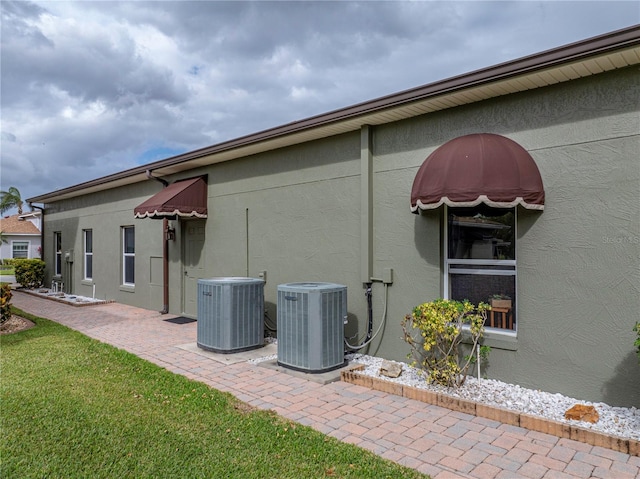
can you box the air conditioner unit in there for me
[197,277,264,354]
[277,282,347,373]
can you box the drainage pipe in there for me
[28,203,45,261]
[146,170,170,314]
[365,284,373,342]
[344,283,389,351]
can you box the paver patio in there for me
[10,292,640,479]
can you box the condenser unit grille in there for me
[197,277,264,353]
[277,282,346,373]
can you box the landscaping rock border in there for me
[341,365,639,456]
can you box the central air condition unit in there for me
[277,282,347,373]
[197,277,264,354]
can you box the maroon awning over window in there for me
[134,177,208,219]
[410,133,545,213]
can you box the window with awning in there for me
[134,177,208,220]
[411,133,545,333]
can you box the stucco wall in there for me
[41,66,639,407]
[369,66,639,407]
[200,133,369,335]
[43,182,166,308]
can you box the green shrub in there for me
[634,322,640,363]
[13,259,45,289]
[402,298,490,387]
[1,283,12,324]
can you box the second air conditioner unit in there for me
[197,277,264,353]
[277,282,347,373]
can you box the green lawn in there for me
[0,267,14,275]
[1,309,428,479]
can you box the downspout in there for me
[29,203,45,260]
[146,170,170,314]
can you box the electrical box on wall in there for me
[383,268,394,284]
[64,249,74,263]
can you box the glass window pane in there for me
[449,273,516,329]
[85,230,92,253]
[124,227,135,253]
[124,256,135,284]
[13,242,28,258]
[448,207,515,260]
[86,256,93,279]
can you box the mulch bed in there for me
[0,315,35,335]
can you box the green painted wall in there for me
[370,66,639,407]
[41,66,639,407]
[43,182,166,309]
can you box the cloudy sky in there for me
[1,1,638,211]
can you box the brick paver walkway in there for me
[11,292,640,479]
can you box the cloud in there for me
[0,0,637,209]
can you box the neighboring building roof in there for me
[28,25,640,205]
[0,214,41,235]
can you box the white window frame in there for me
[443,205,517,334]
[84,229,93,281]
[54,232,62,276]
[12,241,29,259]
[122,226,135,287]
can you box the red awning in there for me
[410,133,545,213]
[134,177,208,219]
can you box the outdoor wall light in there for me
[166,224,176,241]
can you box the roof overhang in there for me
[27,25,640,205]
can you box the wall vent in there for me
[277,282,346,373]
[197,277,264,354]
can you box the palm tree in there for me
[0,187,26,215]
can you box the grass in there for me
[1,308,428,479]
[0,267,14,275]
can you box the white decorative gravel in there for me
[346,353,640,441]
[27,288,108,304]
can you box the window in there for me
[84,230,93,280]
[122,226,135,286]
[12,241,29,259]
[445,206,516,331]
[54,232,62,276]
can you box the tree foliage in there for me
[634,322,640,363]
[0,284,12,325]
[0,186,26,215]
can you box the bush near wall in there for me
[634,322,640,363]
[402,298,490,388]
[13,259,45,289]
[1,284,12,325]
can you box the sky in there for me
[1,1,638,213]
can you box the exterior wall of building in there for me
[0,234,41,261]
[41,66,639,407]
[367,66,639,407]
[43,182,166,306]
[196,132,369,333]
